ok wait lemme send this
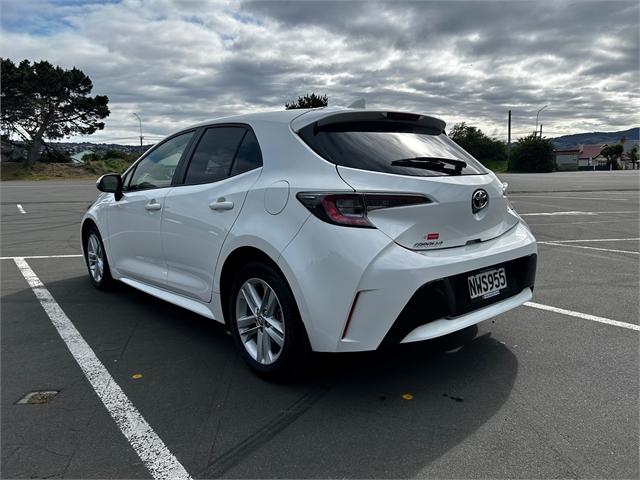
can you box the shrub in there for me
[449,123,507,166]
[39,149,72,163]
[509,135,556,172]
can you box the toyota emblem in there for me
[472,189,489,213]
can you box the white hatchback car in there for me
[82,107,537,378]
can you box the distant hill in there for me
[550,128,639,149]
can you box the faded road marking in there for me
[537,241,639,255]
[538,237,639,243]
[511,195,631,201]
[525,301,640,331]
[13,257,192,480]
[521,211,637,216]
[0,254,83,260]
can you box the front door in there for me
[107,131,194,287]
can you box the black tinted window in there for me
[128,131,193,191]
[299,121,487,176]
[230,129,263,176]
[185,127,246,185]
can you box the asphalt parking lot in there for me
[1,171,638,479]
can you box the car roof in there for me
[169,106,446,137]
[188,107,326,128]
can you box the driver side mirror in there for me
[96,173,123,201]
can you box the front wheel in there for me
[228,262,311,379]
[83,226,114,290]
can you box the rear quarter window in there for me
[298,120,488,177]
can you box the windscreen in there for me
[298,121,488,177]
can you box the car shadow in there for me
[5,274,518,479]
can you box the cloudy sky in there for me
[1,0,638,144]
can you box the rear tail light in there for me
[296,192,430,227]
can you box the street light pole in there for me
[507,109,512,171]
[535,105,548,139]
[132,113,143,155]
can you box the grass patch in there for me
[1,158,134,181]
[83,158,133,175]
[481,159,508,173]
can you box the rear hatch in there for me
[296,111,518,251]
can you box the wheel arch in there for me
[80,218,99,254]
[81,217,113,274]
[219,246,282,327]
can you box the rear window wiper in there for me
[390,157,467,174]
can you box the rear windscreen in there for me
[298,120,488,176]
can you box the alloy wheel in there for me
[235,278,285,365]
[87,233,104,283]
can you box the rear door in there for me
[107,131,194,286]
[297,118,518,250]
[162,126,263,302]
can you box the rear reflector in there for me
[297,192,430,228]
[341,291,362,339]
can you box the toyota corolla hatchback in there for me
[82,107,537,378]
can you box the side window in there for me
[128,131,193,191]
[230,129,263,176]
[184,127,246,185]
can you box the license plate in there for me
[467,267,507,300]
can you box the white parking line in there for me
[529,219,636,227]
[521,211,637,216]
[2,184,94,188]
[16,204,26,214]
[525,301,640,332]
[0,254,83,260]
[510,195,631,201]
[540,237,640,243]
[13,258,192,480]
[537,242,640,255]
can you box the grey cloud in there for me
[0,0,637,144]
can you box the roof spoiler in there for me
[290,109,446,133]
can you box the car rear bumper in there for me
[398,287,532,344]
[279,218,537,353]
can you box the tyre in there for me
[83,225,114,290]
[228,262,311,379]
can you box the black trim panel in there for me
[379,254,537,349]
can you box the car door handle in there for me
[209,199,234,211]
[145,201,162,211]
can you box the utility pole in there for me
[535,105,548,139]
[132,113,143,155]
[507,109,512,171]
[539,123,543,139]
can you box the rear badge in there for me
[414,233,442,248]
[472,189,489,213]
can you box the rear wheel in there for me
[228,262,311,379]
[83,226,113,290]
